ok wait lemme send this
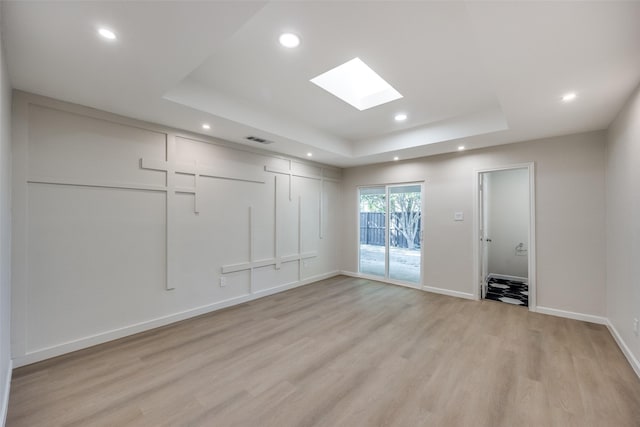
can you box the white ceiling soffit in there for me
[166,1,507,160]
[3,1,640,167]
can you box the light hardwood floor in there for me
[7,276,640,426]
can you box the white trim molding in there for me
[340,273,640,380]
[422,285,475,300]
[355,182,426,288]
[339,270,474,299]
[536,306,607,325]
[11,92,344,369]
[472,162,537,311]
[13,271,340,368]
[1,360,12,427]
[339,270,421,291]
[487,273,528,284]
[606,320,640,379]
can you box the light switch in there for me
[454,211,464,221]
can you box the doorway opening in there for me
[474,164,536,310]
[358,183,423,288]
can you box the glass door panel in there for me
[358,187,386,277]
[359,183,423,286]
[388,185,422,284]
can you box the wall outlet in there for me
[633,318,639,337]
[220,276,227,287]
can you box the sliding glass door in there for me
[359,184,422,286]
[359,187,386,278]
[388,184,422,283]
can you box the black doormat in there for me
[485,277,528,307]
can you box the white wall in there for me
[606,82,640,374]
[11,92,342,367]
[485,168,529,278]
[0,6,12,424]
[341,131,606,318]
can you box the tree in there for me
[359,189,421,250]
[359,193,385,213]
[390,192,421,250]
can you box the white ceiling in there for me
[3,1,639,167]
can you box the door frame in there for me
[472,163,537,311]
[357,181,425,290]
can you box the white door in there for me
[479,173,489,298]
[475,163,536,309]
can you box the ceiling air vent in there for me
[245,136,273,144]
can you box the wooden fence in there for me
[359,212,421,248]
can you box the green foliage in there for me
[360,190,422,249]
[360,193,386,212]
[390,191,421,249]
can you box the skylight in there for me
[310,57,403,111]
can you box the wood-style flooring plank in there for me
[7,276,640,426]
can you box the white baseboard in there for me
[338,270,363,279]
[535,306,607,325]
[521,307,640,381]
[9,271,640,390]
[339,270,474,300]
[1,359,12,427]
[339,270,421,291]
[487,273,528,284]
[343,272,639,381]
[13,271,340,368]
[422,285,475,300]
[250,270,340,297]
[606,320,640,379]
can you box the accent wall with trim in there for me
[11,91,342,367]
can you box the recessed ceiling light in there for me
[98,28,117,40]
[458,146,465,151]
[279,33,300,48]
[307,152,313,157]
[394,113,407,122]
[562,92,577,102]
[202,123,211,130]
[310,57,403,111]
[393,156,399,161]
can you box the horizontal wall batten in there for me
[13,92,341,366]
[141,157,265,185]
[264,165,341,182]
[27,178,168,193]
[221,257,295,274]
